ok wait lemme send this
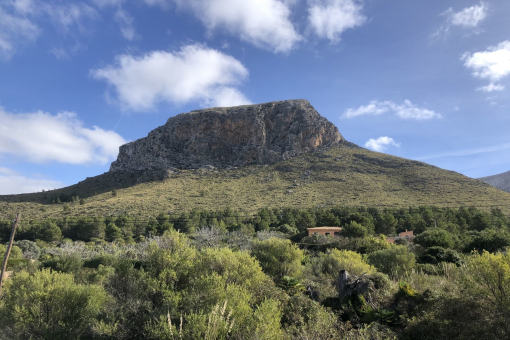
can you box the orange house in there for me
[307,226,342,237]
[386,230,414,243]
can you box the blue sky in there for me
[1,0,510,194]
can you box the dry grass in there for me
[1,143,510,219]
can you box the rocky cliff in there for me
[110,99,343,172]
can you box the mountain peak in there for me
[110,99,343,172]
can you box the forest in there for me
[1,205,509,339]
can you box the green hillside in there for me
[2,141,510,219]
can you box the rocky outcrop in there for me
[110,99,343,172]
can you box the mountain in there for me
[110,99,342,172]
[479,170,510,193]
[1,99,510,219]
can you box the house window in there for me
[325,232,331,236]
[334,232,340,236]
[313,232,318,235]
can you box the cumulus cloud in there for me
[364,137,400,152]
[462,41,510,85]
[0,167,64,195]
[343,100,441,120]
[166,0,302,53]
[0,108,126,164]
[0,0,98,59]
[307,0,366,43]
[91,44,251,111]
[477,83,505,92]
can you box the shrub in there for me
[251,238,304,279]
[367,245,416,277]
[415,229,455,249]
[0,269,109,339]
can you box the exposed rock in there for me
[110,99,343,172]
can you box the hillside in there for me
[2,141,510,219]
[479,170,510,193]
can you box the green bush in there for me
[0,269,109,339]
[251,238,304,279]
[367,245,416,277]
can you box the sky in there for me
[1,0,510,194]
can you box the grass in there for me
[2,142,510,219]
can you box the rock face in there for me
[479,170,510,193]
[110,99,343,172]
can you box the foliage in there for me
[342,221,368,238]
[464,250,510,310]
[314,249,376,278]
[0,269,109,339]
[414,228,455,248]
[14,240,41,260]
[367,245,416,277]
[251,238,304,279]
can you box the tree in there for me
[0,269,109,339]
[464,228,510,253]
[36,221,62,242]
[342,221,368,238]
[105,222,123,242]
[414,228,455,249]
[376,212,398,236]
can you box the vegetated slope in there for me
[479,170,510,193]
[2,141,510,219]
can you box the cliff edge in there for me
[110,99,343,171]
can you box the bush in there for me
[415,229,455,249]
[464,228,510,253]
[419,246,462,266]
[317,249,376,278]
[251,238,304,279]
[14,240,41,260]
[0,269,109,339]
[367,245,416,277]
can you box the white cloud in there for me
[447,1,488,28]
[0,168,65,195]
[0,108,126,164]
[168,0,302,53]
[433,2,488,38]
[477,83,505,92]
[42,2,98,33]
[0,0,97,59]
[91,44,251,111]
[0,5,39,59]
[114,8,135,40]
[92,0,136,40]
[307,0,366,43]
[343,100,441,120]
[463,41,510,84]
[364,137,400,152]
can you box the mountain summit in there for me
[110,99,343,172]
